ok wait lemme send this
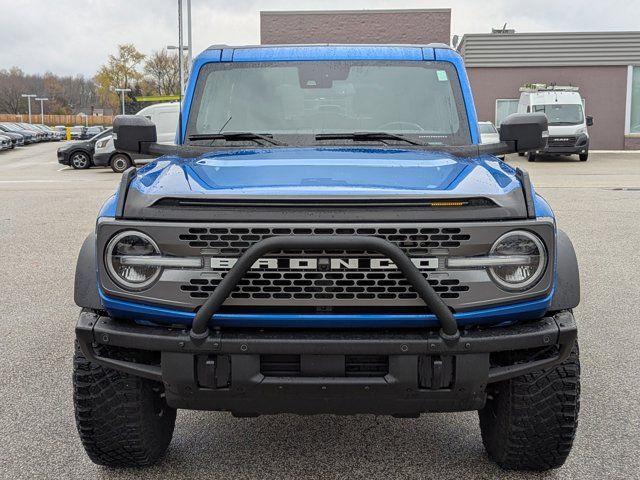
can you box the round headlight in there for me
[489,230,546,291]
[106,231,161,290]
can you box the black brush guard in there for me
[189,235,460,344]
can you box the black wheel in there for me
[579,153,588,161]
[73,341,176,467]
[110,154,133,173]
[517,152,525,157]
[479,342,580,471]
[527,152,536,162]
[70,151,91,169]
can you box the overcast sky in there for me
[2,0,639,77]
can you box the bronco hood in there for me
[120,148,530,221]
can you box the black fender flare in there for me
[74,233,102,310]
[550,229,580,311]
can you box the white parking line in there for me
[57,167,70,171]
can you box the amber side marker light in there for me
[426,201,468,207]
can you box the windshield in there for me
[187,60,471,146]
[533,104,584,126]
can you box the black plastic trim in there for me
[74,234,102,310]
[550,229,580,311]
[516,167,536,219]
[114,167,137,219]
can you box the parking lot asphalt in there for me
[1,142,639,480]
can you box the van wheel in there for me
[70,152,91,169]
[527,152,536,162]
[579,153,588,161]
[479,342,580,471]
[111,154,133,173]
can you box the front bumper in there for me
[538,135,589,155]
[57,151,70,165]
[76,309,577,415]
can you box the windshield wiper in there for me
[188,132,287,146]
[315,132,426,146]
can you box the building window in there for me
[495,99,519,126]
[631,66,640,133]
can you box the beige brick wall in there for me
[260,9,451,46]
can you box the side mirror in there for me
[586,115,594,127]
[499,113,548,153]
[113,115,157,154]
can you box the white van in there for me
[94,102,180,172]
[517,85,593,162]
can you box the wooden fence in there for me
[0,113,113,127]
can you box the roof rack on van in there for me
[519,84,579,92]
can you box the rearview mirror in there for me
[499,113,548,153]
[113,115,157,154]
[586,115,594,127]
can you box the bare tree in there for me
[144,50,181,96]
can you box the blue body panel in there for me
[98,44,557,328]
[100,289,553,329]
[126,148,521,198]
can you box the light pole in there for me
[114,88,132,115]
[186,0,192,66]
[167,45,189,95]
[21,94,37,123]
[35,97,49,124]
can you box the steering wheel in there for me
[377,121,425,131]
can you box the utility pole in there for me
[178,0,184,96]
[187,0,193,68]
[21,94,36,123]
[115,88,132,115]
[35,97,49,124]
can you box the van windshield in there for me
[187,60,471,146]
[532,104,584,126]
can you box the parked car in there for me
[14,122,48,142]
[70,126,87,140]
[0,123,35,144]
[479,121,500,144]
[0,129,25,147]
[85,126,105,137]
[54,125,68,138]
[0,134,11,150]
[57,128,112,169]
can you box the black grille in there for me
[548,136,577,147]
[260,355,301,376]
[345,355,389,377]
[181,272,469,301]
[178,226,471,256]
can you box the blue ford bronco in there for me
[73,44,580,470]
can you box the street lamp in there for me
[35,97,49,125]
[167,45,189,97]
[114,88,132,115]
[21,94,37,123]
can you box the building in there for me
[260,9,640,150]
[460,31,640,150]
[260,9,451,46]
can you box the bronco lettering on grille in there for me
[210,257,439,271]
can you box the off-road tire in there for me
[110,154,133,173]
[479,342,580,471]
[73,342,176,467]
[579,153,588,161]
[527,152,536,162]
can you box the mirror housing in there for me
[586,115,594,127]
[113,115,157,154]
[499,113,548,153]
